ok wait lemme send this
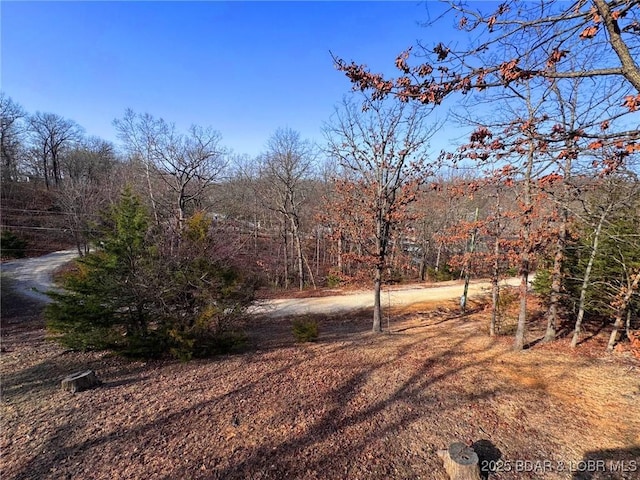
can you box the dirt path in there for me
[1,249,523,315]
[0,249,78,303]
[252,277,522,317]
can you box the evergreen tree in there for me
[46,187,158,352]
[46,189,256,358]
[569,216,640,320]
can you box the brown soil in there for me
[1,289,639,480]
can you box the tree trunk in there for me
[282,225,289,289]
[253,212,259,259]
[571,207,609,348]
[372,265,383,333]
[544,221,566,342]
[291,217,304,291]
[337,233,343,274]
[419,253,427,281]
[303,253,317,289]
[514,271,529,350]
[315,228,320,278]
[43,151,50,190]
[176,190,186,247]
[593,0,640,93]
[490,238,500,336]
[461,207,479,314]
[490,190,502,336]
[74,231,84,257]
[52,154,61,186]
[514,144,534,351]
[143,159,159,225]
[545,140,572,342]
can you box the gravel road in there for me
[1,249,523,315]
[0,249,78,303]
[251,277,522,317]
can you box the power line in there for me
[1,225,78,232]
[0,207,101,218]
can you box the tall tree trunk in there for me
[144,159,160,225]
[176,189,186,249]
[291,217,304,291]
[282,222,289,289]
[315,228,320,278]
[373,264,383,333]
[514,145,534,351]
[43,151,50,190]
[461,207,479,313]
[544,214,567,342]
[373,210,385,333]
[514,272,529,350]
[253,212,259,259]
[593,0,640,93]
[490,190,502,336]
[337,232,343,274]
[544,139,573,342]
[52,154,61,186]
[571,207,609,348]
[419,248,427,281]
[435,242,442,273]
[303,253,317,289]
[490,237,500,337]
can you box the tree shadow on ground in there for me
[6,292,627,480]
[7,325,510,480]
[246,308,377,350]
[572,446,640,480]
[162,331,515,479]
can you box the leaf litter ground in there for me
[1,289,639,480]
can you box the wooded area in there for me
[1,0,639,356]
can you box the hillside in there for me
[2,288,639,480]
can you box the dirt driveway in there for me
[0,249,78,303]
[252,277,522,317]
[2,249,522,316]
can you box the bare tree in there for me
[56,137,119,255]
[62,136,116,184]
[114,110,228,236]
[28,112,83,189]
[257,128,317,290]
[0,93,26,182]
[325,97,436,332]
[113,110,162,223]
[608,271,640,351]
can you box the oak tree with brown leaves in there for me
[324,97,436,332]
[336,1,640,105]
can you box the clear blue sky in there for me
[2,1,463,158]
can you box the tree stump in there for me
[437,442,482,480]
[61,370,100,393]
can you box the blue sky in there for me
[2,1,463,158]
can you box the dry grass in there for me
[1,289,639,480]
